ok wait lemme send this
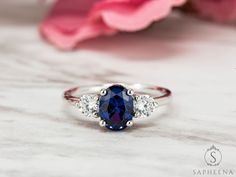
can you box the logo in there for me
[192,145,234,176]
[204,145,222,166]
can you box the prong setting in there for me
[93,112,99,118]
[99,120,106,127]
[127,89,134,96]
[126,120,133,127]
[100,89,107,96]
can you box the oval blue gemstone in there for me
[99,85,134,130]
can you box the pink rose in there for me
[40,0,186,49]
[188,0,236,23]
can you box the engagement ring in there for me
[64,83,171,131]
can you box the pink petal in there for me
[96,0,174,31]
[40,0,186,49]
[40,0,116,49]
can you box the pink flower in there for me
[40,0,186,49]
[188,0,236,23]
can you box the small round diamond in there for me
[134,95,158,118]
[77,95,98,117]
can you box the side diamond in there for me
[134,95,158,118]
[77,94,99,117]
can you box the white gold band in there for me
[64,83,171,107]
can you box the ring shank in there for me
[64,84,171,106]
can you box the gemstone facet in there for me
[134,95,158,117]
[78,94,98,117]
[98,85,134,130]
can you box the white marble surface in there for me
[0,1,236,177]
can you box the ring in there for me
[64,83,171,131]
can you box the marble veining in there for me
[0,1,236,177]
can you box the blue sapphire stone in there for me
[99,85,134,130]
